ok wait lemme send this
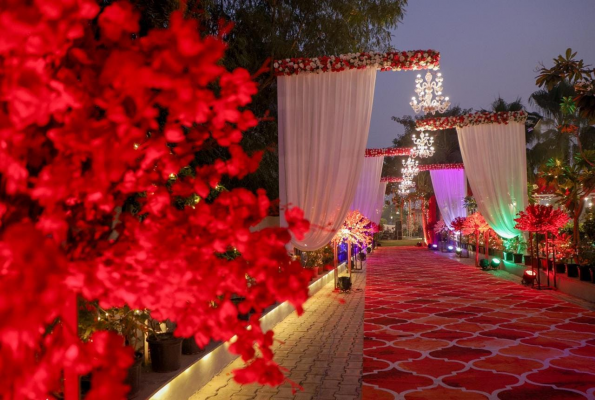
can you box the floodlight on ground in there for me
[491,258,501,268]
[479,259,490,270]
[522,269,537,285]
[455,247,462,256]
[447,245,454,252]
[432,244,438,250]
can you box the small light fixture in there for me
[490,258,501,268]
[479,259,490,270]
[447,245,454,252]
[522,269,537,285]
[432,244,438,250]
[455,247,462,256]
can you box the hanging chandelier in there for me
[401,157,419,180]
[410,132,435,158]
[410,71,451,115]
[398,179,415,195]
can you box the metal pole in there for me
[64,294,79,400]
[347,241,352,278]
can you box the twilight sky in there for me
[368,0,595,148]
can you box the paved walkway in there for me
[189,269,365,400]
[363,247,595,400]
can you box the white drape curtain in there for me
[372,182,388,225]
[429,169,467,228]
[457,122,528,238]
[278,69,377,250]
[350,156,384,221]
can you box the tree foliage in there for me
[127,0,409,200]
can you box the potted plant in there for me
[78,303,149,397]
[577,239,595,282]
[511,236,526,264]
[147,319,183,373]
[182,335,205,355]
[304,248,325,277]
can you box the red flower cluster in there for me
[415,111,528,132]
[365,147,412,157]
[273,50,440,76]
[450,216,467,232]
[514,205,570,233]
[0,1,311,398]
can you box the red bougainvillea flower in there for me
[0,1,311,398]
[514,204,570,233]
[285,207,311,241]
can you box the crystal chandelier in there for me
[410,132,435,158]
[398,179,415,195]
[410,71,451,115]
[401,157,419,180]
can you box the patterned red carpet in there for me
[363,247,595,400]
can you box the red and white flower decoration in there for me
[274,50,440,76]
[418,163,464,171]
[365,147,412,157]
[415,111,528,132]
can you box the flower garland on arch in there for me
[380,164,464,183]
[381,177,403,183]
[415,111,528,132]
[274,50,440,76]
[365,148,412,157]
[419,163,464,171]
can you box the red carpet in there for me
[363,247,595,400]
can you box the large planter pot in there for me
[566,264,579,278]
[148,333,183,373]
[337,276,352,292]
[513,253,523,264]
[503,252,512,262]
[182,337,204,355]
[524,255,532,266]
[555,263,566,274]
[578,265,592,281]
[125,353,143,397]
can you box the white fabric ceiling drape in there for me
[278,68,377,250]
[350,156,384,221]
[457,122,528,238]
[372,182,388,225]
[429,169,467,228]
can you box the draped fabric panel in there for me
[429,169,467,228]
[456,122,528,238]
[278,69,377,250]
[372,182,388,225]
[350,157,384,221]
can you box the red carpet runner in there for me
[363,247,595,399]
